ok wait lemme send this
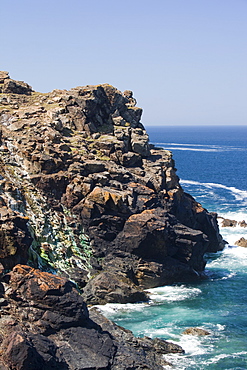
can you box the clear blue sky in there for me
[1,0,247,126]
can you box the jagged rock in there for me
[140,336,184,354]
[0,72,227,367]
[82,270,149,304]
[238,220,247,228]
[122,151,142,167]
[0,71,10,84]
[182,327,210,336]
[131,128,150,156]
[0,208,32,270]
[5,265,89,333]
[0,71,225,306]
[0,265,182,369]
[221,218,238,227]
[115,209,174,259]
[2,79,32,95]
[234,237,247,248]
[90,307,182,369]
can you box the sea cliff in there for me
[0,72,225,369]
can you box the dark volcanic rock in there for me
[90,307,184,369]
[82,270,149,304]
[0,265,181,369]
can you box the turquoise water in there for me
[98,126,247,369]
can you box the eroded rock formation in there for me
[0,264,184,369]
[0,71,227,369]
[0,72,225,306]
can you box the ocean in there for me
[97,125,247,369]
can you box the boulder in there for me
[235,237,247,248]
[82,270,148,304]
[131,128,150,156]
[239,220,247,228]
[122,151,142,167]
[2,78,33,95]
[0,71,10,84]
[5,265,89,333]
[182,327,210,336]
[221,218,237,227]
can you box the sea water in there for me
[97,126,247,369]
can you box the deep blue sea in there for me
[98,126,247,369]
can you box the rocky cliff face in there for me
[0,71,225,305]
[0,72,225,369]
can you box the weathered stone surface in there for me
[5,265,89,333]
[235,237,247,248]
[0,204,32,270]
[0,265,181,369]
[2,79,32,95]
[90,307,183,369]
[0,71,9,84]
[221,218,238,227]
[131,128,150,156]
[115,209,173,259]
[82,270,148,304]
[0,71,225,307]
[0,71,228,368]
[238,220,247,228]
[182,327,210,336]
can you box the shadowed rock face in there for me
[0,265,183,369]
[0,72,225,306]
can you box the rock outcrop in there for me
[0,72,225,307]
[235,237,247,248]
[0,264,184,369]
[182,327,210,336]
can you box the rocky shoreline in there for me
[0,71,225,368]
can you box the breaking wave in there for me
[153,142,246,153]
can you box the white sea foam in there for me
[163,323,227,369]
[94,302,149,317]
[206,351,247,365]
[146,285,202,303]
[220,271,237,280]
[156,142,221,148]
[180,180,247,215]
[207,245,247,270]
[181,179,247,200]
[163,335,213,370]
[163,147,220,152]
[218,210,247,222]
[154,142,243,152]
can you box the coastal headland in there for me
[0,72,225,369]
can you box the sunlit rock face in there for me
[0,72,225,305]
